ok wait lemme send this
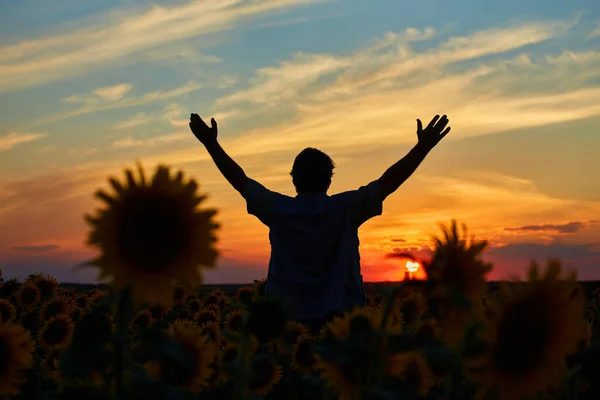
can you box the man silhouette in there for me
[189,114,450,331]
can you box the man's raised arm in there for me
[189,113,247,195]
[379,115,451,199]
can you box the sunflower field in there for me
[1,163,599,400]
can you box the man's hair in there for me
[290,147,335,194]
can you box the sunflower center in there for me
[0,338,9,376]
[0,305,13,322]
[43,319,70,346]
[227,314,244,333]
[44,301,67,319]
[115,191,191,273]
[20,288,38,305]
[295,340,316,367]
[492,295,552,374]
[248,357,277,391]
[283,328,301,345]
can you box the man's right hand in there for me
[416,114,450,150]
[189,113,218,145]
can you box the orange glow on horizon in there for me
[403,260,427,281]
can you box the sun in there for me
[404,260,427,280]
[406,261,420,273]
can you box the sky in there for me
[1,0,600,284]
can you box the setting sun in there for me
[404,260,427,280]
[406,261,420,273]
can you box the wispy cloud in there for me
[0,132,48,152]
[31,81,202,127]
[12,244,60,253]
[505,221,593,234]
[0,0,328,92]
[587,22,600,39]
[112,133,188,148]
[112,103,187,130]
[113,112,151,129]
[195,17,599,161]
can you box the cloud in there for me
[485,242,600,280]
[112,133,188,148]
[12,244,60,253]
[92,83,133,102]
[113,112,151,129]
[505,221,592,234]
[0,132,48,152]
[381,241,600,281]
[587,22,600,39]
[31,81,202,127]
[162,103,188,127]
[0,0,327,92]
[191,17,600,163]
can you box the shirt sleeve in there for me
[345,180,384,227]
[244,177,280,227]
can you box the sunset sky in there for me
[1,0,599,284]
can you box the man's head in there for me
[290,148,335,194]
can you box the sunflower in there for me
[203,294,222,309]
[87,290,109,306]
[198,321,221,345]
[274,321,310,355]
[204,303,220,316]
[398,291,427,326]
[0,280,19,300]
[368,293,385,308]
[187,298,203,315]
[41,346,63,382]
[148,304,168,321]
[129,310,153,333]
[69,307,83,323]
[424,220,492,348]
[224,309,245,335]
[16,283,41,309]
[173,286,186,305]
[412,318,442,342]
[19,310,40,332]
[209,289,225,299]
[147,319,218,393]
[464,260,586,400]
[221,337,259,364]
[85,163,220,307]
[195,308,219,326]
[29,274,58,299]
[246,354,282,396]
[0,321,35,395]
[0,300,16,323]
[292,336,318,375]
[40,295,74,322]
[38,314,74,350]
[318,308,391,400]
[235,286,254,305]
[75,294,89,309]
[387,351,435,397]
[253,278,267,299]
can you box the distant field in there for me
[60,280,600,298]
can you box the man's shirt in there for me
[243,177,384,320]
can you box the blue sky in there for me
[1,0,599,283]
